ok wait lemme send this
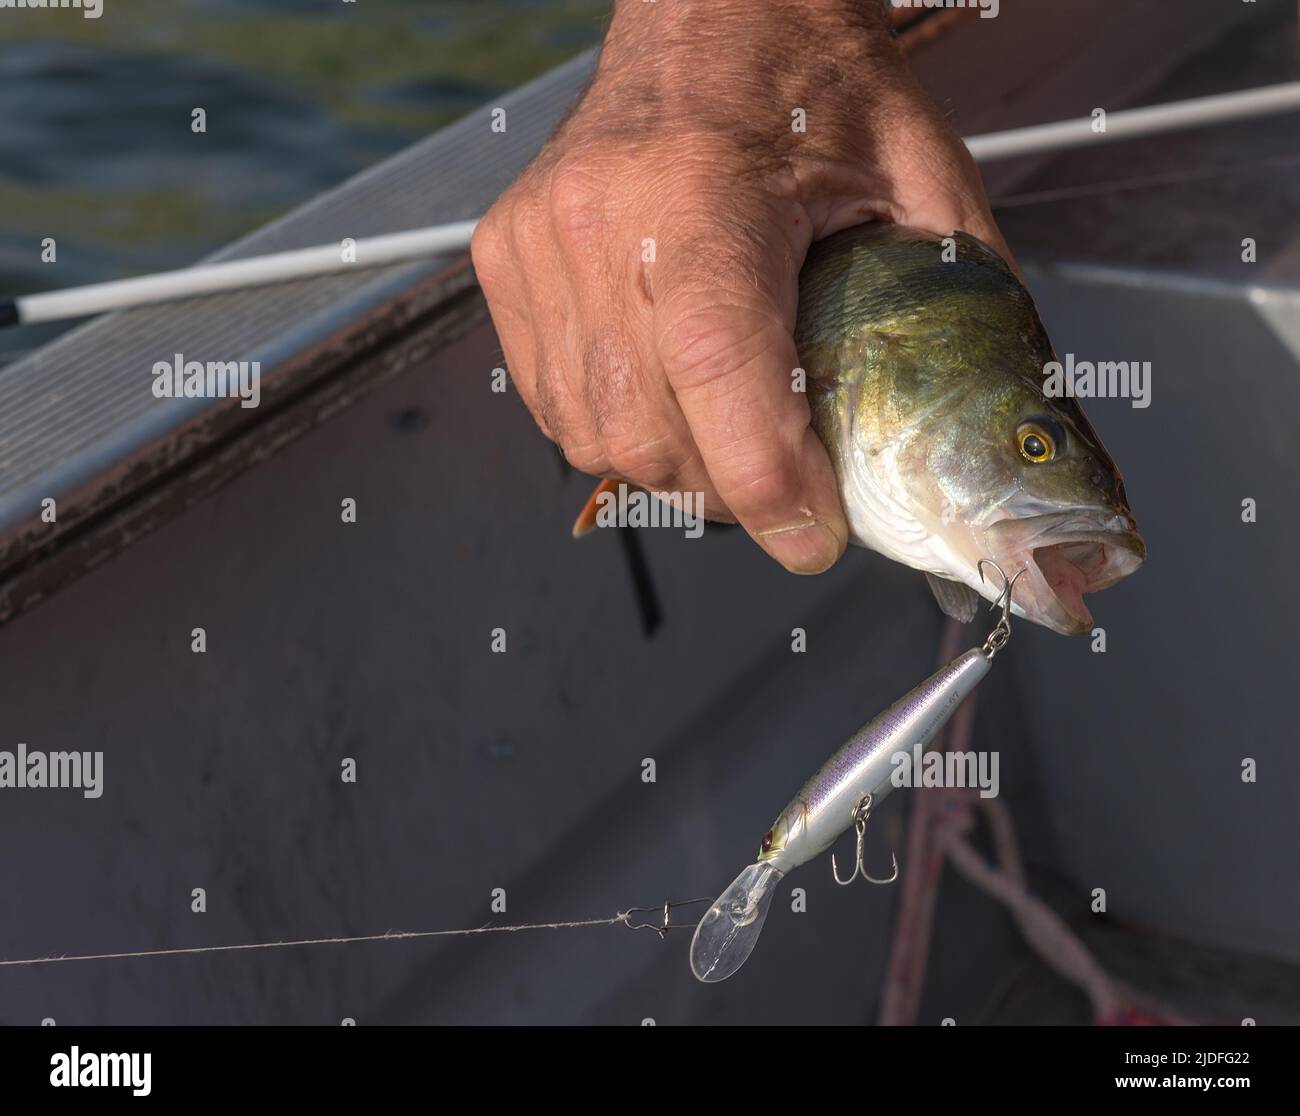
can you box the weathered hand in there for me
[472,0,1012,573]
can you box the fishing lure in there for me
[689,561,1023,983]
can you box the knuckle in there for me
[534,372,568,435]
[546,160,609,245]
[657,305,777,392]
[581,333,639,432]
[470,206,505,254]
[721,455,803,516]
[470,211,511,284]
[505,192,550,253]
[603,431,685,490]
[559,438,609,477]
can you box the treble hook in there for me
[831,792,899,886]
[976,559,1024,659]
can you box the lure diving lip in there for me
[690,862,783,983]
[689,564,1020,984]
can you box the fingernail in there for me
[758,519,841,574]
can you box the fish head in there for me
[950,378,1145,635]
[884,311,1146,636]
[799,224,1145,636]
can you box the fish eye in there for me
[760,830,774,853]
[1016,419,1059,463]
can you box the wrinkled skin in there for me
[472,0,1014,574]
[798,224,1145,635]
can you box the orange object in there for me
[571,477,624,538]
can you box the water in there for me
[0,0,607,355]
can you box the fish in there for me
[575,222,1144,635]
[796,222,1144,634]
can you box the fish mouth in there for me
[984,510,1146,635]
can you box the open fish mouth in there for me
[984,510,1146,635]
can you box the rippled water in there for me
[0,0,606,344]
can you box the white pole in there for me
[964,80,1300,162]
[13,221,480,325]
[7,82,1300,326]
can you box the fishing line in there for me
[0,898,713,969]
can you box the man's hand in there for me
[472,0,1011,573]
